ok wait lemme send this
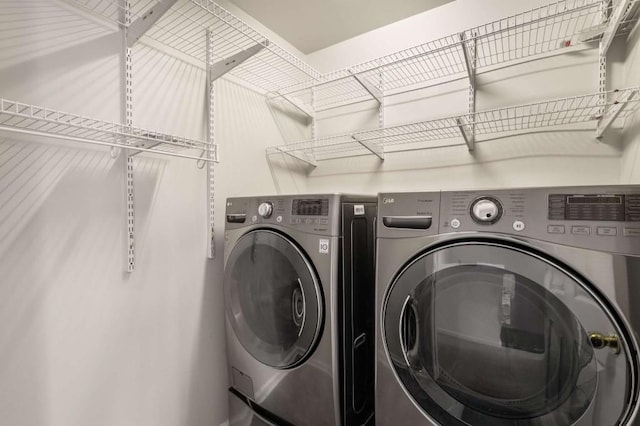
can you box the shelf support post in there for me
[120,0,135,272]
[460,32,476,150]
[597,0,630,129]
[596,89,638,138]
[210,42,267,82]
[127,0,178,47]
[348,70,383,104]
[351,135,384,160]
[206,30,216,259]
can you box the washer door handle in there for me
[589,331,621,354]
[399,295,421,369]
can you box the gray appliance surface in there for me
[376,186,640,426]
[224,194,376,426]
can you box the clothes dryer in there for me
[376,186,640,425]
[225,195,376,426]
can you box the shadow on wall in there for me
[0,137,165,425]
[0,4,121,120]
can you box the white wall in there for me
[301,0,632,194]
[0,1,304,426]
[621,11,640,183]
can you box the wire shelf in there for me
[0,98,216,161]
[279,0,639,111]
[65,0,321,92]
[268,88,640,162]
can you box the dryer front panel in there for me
[382,239,637,426]
[225,229,323,370]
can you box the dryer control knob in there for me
[258,202,274,218]
[471,197,502,224]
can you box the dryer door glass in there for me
[383,240,636,426]
[225,230,323,369]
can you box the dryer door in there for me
[383,239,638,426]
[225,229,323,369]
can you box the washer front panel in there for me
[383,239,635,425]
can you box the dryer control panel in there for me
[226,194,375,237]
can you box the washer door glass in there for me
[383,240,636,426]
[225,230,323,369]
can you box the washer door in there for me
[225,229,323,369]
[383,239,637,425]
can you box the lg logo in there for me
[383,197,395,204]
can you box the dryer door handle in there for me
[383,215,432,229]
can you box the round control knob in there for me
[470,197,502,224]
[258,202,274,218]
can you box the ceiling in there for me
[226,0,455,54]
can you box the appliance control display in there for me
[548,193,640,222]
[292,199,329,216]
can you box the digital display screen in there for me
[548,193,640,222]
[292,199,329,216]
[567,196,622,204]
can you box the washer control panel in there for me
[437,185,640,255]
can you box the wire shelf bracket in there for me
[600,0,633,57]
[456,117,475,151]
[272,146,317,168]
[351,135,384,160]
[270,91,316,119]
[596,88,639,138]
[210,42,268,82]
[127,0,179,48]
[348,70,383,104]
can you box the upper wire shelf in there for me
[0,99,216,161]
[267,88,640,163]
[65,0,322,92]
[277,0,639,111]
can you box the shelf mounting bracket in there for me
[456,117,474,151]
[206,30,216,259]
[127,0,178,47]
[273,147,317,168]
[596,89,638,138]
[348,70,383,104]
[351,135,384,160]
[460,32,476,150]
[210,42,267,82]
[599,0,632,58]
[270,91,316,120]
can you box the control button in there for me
[547,225,565,234]
[513,220,525,232]
[290,218,300,225]
[624,228,640,237]
[303,218,313,225]
[319,219,329,225]
[572,226,591,236]
[258,202,274,218]
[450,218,461,229]
[276,216,283,223]
[251,215,257,222]
[597,226,617,236]
[471,197,502,224]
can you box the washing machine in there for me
[224,194,376,426]
[376,186,640,426]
